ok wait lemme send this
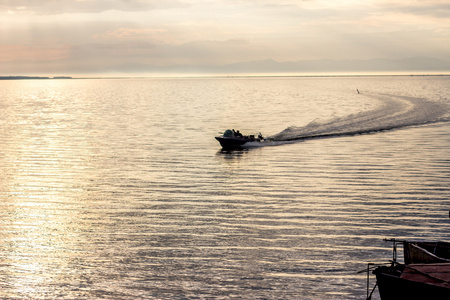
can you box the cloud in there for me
[67,39,254,68]
[97,28,167,40]
[381,1,450,19]
[0,0,188,14]
[0,44,70,62]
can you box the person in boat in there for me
[235,130,243,138]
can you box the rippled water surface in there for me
[0,76,449,299]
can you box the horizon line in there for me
[2,72,450,80]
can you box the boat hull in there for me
[215,136,261,149]
[374,264,450,300]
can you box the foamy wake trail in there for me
[268,93,449,142]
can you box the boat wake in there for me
[266,93,449,144]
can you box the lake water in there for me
[0,76,449,299]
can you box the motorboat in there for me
[215,129,265,149]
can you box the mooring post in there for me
[366,263,374,299]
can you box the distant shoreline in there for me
[0,76,72,80]
[1,74,449,80]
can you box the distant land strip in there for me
[0,76,72,80]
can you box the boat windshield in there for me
[223,129,234,137]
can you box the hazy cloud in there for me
[381,1,450,19]
[0,44,70,62]
[0,0,188,14]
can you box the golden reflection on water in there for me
[0,82,93,298]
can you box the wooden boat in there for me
[367,240,450,299]
[374,263,450,299]
[403,241,450,264]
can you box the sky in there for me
[1,0,450,75]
